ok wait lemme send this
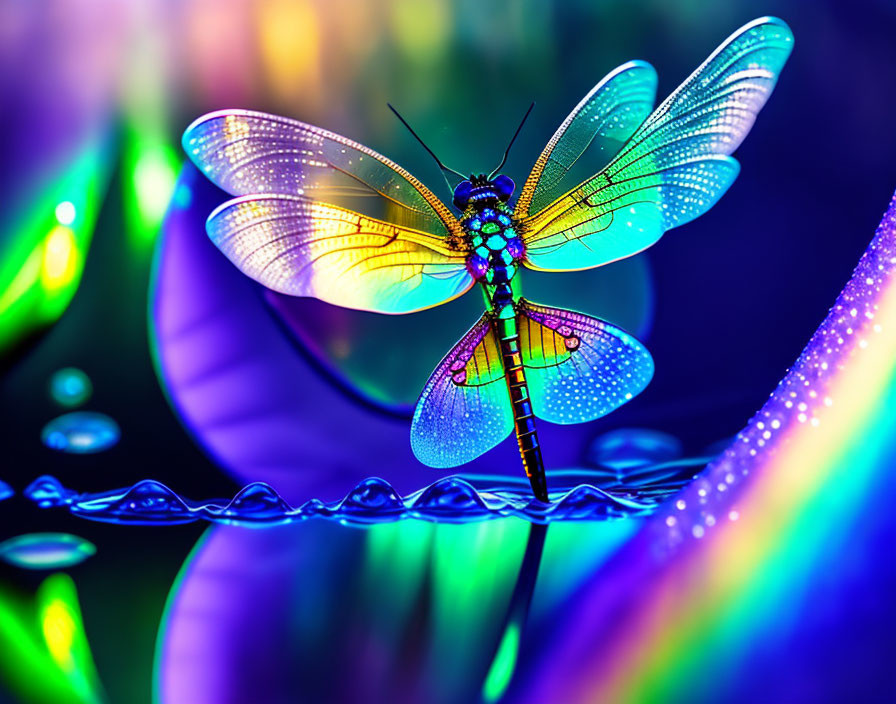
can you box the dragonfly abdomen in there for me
[494,314,548,502]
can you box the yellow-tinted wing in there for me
[515,60,658,218]
[206,195,473,314]
[411,313,513,467]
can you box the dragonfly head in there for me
[453,174,515,211]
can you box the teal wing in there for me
[411,314,513,467]
[518,300,654,424]
[516,60,658,218]
[519,17,793,272]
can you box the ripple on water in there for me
[41,412,120,454]
[24,458,704,526]
[0,533,96,570]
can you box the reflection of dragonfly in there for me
[183,17,792,502]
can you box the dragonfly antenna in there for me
[388,103,466,192]
[488,102,535,180]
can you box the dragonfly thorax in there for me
[462,200,524,288]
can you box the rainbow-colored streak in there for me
[523,190,896,703]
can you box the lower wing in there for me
[206,194,474,314]
[411,313,513,468]
[518,300,654,424]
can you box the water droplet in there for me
[48,368,92,407]
[41,412,120,454]
[111,481,186,514]
[339,478,404,519]
[24,475,75,507]
[412,477,488,517]
[550,485,650,520]
[221,483,292,519]
[0,533,95,570]
[588,428,682,471]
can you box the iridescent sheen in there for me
[183,109,461,238]
[518,17,793,271]
[518,301,654,425]
[185,17,791,494]
[517,60,658,218]
[412,313,513,467]
[206,195,472,314]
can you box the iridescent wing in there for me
[206,195,473,314]
[411,314,513,467]
[518,16,793,271]
[516,60,658,218]
[183,109,462,238]
[518,300,654,424]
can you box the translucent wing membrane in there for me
[518,300,654,424]
[183,109,462,238]
[520,16,793,271]
[411,314,513,467]
[516,60,658,218]
[207,195,473,314]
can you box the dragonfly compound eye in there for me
[453,180,473,210]
[492,174,515,202]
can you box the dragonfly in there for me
[183,17,792,502]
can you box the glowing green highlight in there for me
[0,574,105,703]
[0,139,109,357]
[123,124,181,247]
[481,622,520,703]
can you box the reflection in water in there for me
[156,517,638,704]
[25,458,706,526]
[0,533,96,570]
[482,523,546,703]
[48,367,93,407]
[41,411,120,454]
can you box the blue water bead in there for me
[48,367,92,407]
[41,412,120,454]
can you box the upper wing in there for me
[516,60,658,218]
[519,16,793,272]
[411,313,513,467]
[518,300,654,424]
[183,109,462,238]
[207,194,473,314]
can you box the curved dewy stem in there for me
[493,313,549,502]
